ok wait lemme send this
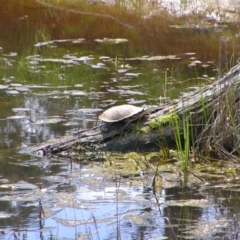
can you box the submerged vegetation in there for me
[1,0,240,239]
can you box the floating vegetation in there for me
[34,38,85,47]
[33,118,63,124]
[126,55,180,61]
[125,72,141,77]
[67,90,88,96]
[77,108,102,114]
[10,83,22,87]
[7,115,28,120]
[118,89,146,96]
[0,85,8,90]
[39,58,78,64]
[6,90,19,95]
[166,199,211,208]
[15,86,30,92]
[1,0,240,239]
[91,63,107,69]
[95,38,128,44]
[12,108,31,112]
[0,181,38,191]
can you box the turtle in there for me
[98,104,148,132]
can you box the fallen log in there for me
[25,63,240,158]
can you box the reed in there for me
[173,111,190,182]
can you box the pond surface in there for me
[1,0,240,239]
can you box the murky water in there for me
[1,0,240,239]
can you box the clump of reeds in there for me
[174,110,190,181]
[195,74,240,159]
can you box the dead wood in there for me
[24,63,240,158]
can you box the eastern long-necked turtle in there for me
[99,104,147,132]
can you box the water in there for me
[1,0,240,239]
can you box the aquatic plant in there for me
[195,84,240,159]
[173,111,190,182]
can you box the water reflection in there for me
[0,151,239,239]
[1,0,240,239]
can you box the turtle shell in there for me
[99,104,144,123]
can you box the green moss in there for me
[131,124,149,134]
[149,113,179,129]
